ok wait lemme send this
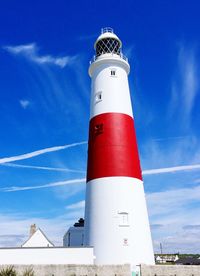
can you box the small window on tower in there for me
[94,123,103,136]
[110,69,117,77]
[95,91,102,104]
[118,212,129,227]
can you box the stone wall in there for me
[1,264,200,276]
[0,264,131,276]
[141,264,200,276]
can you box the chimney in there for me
[29,224,36,237]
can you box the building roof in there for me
[22,228,54,248]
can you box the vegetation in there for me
[0,267,35,276]
[155,253,200,258]
[0,266,17,276]
[178,254,200,259]
[22,268,34,276]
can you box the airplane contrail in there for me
[0,163,85,173]
[1,163,200,192]
[0,178,86,192]
[143,164,200,175]
[0,141,87,164]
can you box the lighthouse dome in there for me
[94,27,122,57]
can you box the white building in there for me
[22,224,54,248]
[155,254,179,263]
[63,218,84,247]
[0,224,93,265]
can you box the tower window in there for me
[110,69,117,77]
[118,212,129,226]
[123,238,129,246]
[95,91,102,103]
[94,123,103,136]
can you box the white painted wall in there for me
[84,177,154,266]
[85,34,155,267]
[0,247,94,265]
[89,56,132,119]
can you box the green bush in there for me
[0,266,17,276]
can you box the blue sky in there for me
[0,0,200,253]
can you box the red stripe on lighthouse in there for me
[87,113,142,182]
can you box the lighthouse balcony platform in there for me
[90,52,128,64]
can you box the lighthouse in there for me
[84,28,154,268]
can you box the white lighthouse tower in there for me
[84,28,154,269]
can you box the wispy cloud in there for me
[1,162,85,174]
[169,44,198,127]
[147,185,200,217]
[0,178,85,192]
[1,136,199,175]
[141,135,200,173]
[66,200,85,210]
[19,99,30,109]
[124,45,135,60]
[183,225,200,230]
[147,186,200,253]
[0,141,87,164]
[0,211,84,247]
[143,163,200,175]
[0,234,26,247]
[178,46,198,118]
[1,184,199,250]
[4,43,77,68]
[153,135,191,142]
[150,224,164,230]
[2,184,199,251]
[2,163,200,192]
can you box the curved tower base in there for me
[84,177,154,267]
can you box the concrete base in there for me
[141,264,200,276]
[1,264,200,276]
[0,264,131,276]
